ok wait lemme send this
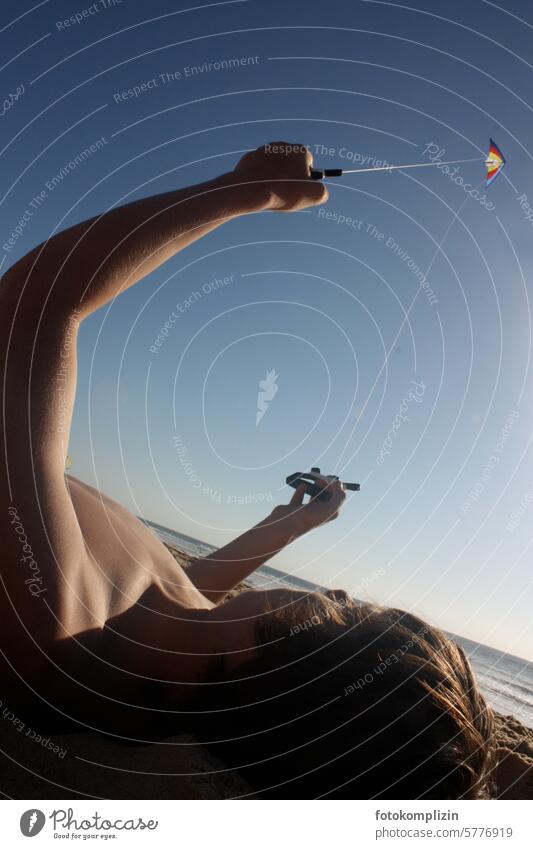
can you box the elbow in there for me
[0,245,81,325]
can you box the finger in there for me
[317,478,341,495]
[326,481,346,510]
[337,482,347,501]
[331,479,346,497]
[309,485,330,503]
[335,490,347,510]
[290,483,307,505]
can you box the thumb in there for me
[290,483,307,505]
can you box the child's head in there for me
[195,592,495,799]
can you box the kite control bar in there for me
[286,467,360,501]
[310,168,344,180]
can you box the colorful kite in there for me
[485,138,506,187]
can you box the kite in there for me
[485,138,506,187]
[310,139,506,188]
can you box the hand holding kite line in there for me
[309,138,506,188]
[234,141,329,210]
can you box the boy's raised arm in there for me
[1,143,327,322]
[187,481,346,603]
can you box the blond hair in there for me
[194,594,496,799]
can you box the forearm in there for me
[3,171,271,321]
[187,509,302,603]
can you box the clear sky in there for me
[2,0,533,660]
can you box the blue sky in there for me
[2,0,533,659]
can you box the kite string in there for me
[341,158,484,175]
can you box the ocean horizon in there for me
[142,517,533,730]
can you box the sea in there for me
[143,518,533,729]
